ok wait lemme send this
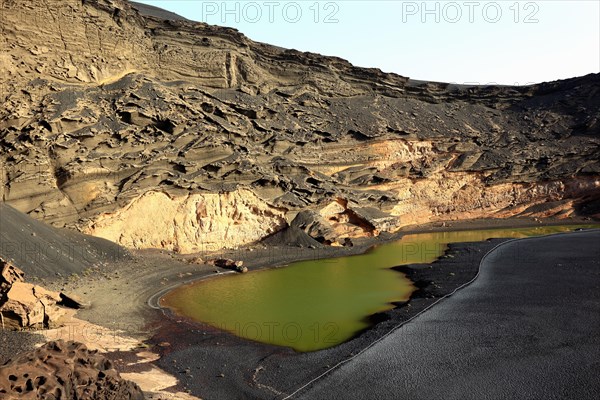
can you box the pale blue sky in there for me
[135,1,599,85]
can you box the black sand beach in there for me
[298,230,600,400]
[145,227,600,399]
[148,235,499,399]
[2,207,598,399]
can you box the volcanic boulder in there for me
[0,340,145,399]
[0,258,81,330]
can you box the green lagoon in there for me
[161,225,597,352]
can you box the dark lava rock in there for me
[0,340,145,399]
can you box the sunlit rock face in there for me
[0,258,82,330]
[85,189,287,253]
[1,0,599,252]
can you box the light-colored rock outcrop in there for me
[85,189,287,253]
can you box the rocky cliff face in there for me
[1,0,599,251]
[86,189,286,253]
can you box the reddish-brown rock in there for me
[0,258,78,330]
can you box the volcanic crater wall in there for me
[1,0,599,252]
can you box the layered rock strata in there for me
[1,0,598,251]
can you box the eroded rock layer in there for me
[1,0,599,251]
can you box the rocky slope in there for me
[1,0,599,252]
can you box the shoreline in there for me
[296,230,600,399]
[2,217,598,398]
[148,216,596,309]
[144,219,598,399]
[147,237,507,399]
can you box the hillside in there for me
[0,202,127,279]
[1,0,599,253]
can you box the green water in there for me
[161,225,597,352]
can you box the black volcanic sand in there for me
[0,331,45,365]
[298,230,600,400]
[145,221,599,399]
[1,216,597,399]
[0,203,128,280]
[149,238,506,399]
